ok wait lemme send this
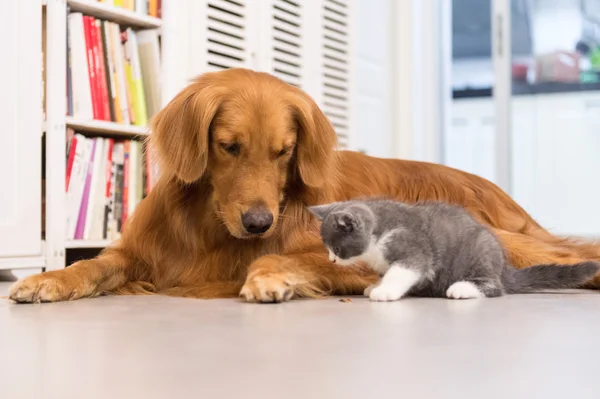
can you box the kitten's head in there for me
[309,202,373,266]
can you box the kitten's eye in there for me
[334,247,341,256]
[220,143,240,156]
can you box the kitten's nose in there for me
[328,251,336,262]
[241,207,273,235]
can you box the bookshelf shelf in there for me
[64,117,150,136]
[65,240,115,249]
[67,0,162,29]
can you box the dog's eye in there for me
[277,147,290,158]
[220,143,240,156]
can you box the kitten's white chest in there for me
[359,237,391,274]
[332,235,391,275]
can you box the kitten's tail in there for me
[504,262,600,294]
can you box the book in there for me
[102,21,118,122]
[136,0,148,15]
[74,138,96,239]
[122,141,130,226]
[82,138,104,240]
[66,129,78,190]
[65,7,72,117]
[149,0,157,17]
[103,139,115,239]
[83,16,101,120]
[113,143,125,233]
[123,29,148,126]
[67,16,157,127]
[128,140,138,217]
[66,135,92,240]
[67,13,93,119]
[91,18,110,121]
[110,22,131,125]
[66,135,148,241]
[136,29,161,119]
[89,139,109,240]
[97,20,114,122]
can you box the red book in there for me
[66,135,78,190]
[83,16,100,120]
[89,17,106,121]
[95,19,111,121]
[122,141,130,226]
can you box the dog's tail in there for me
[504,262,600,294]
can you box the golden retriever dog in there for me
[9,69,600,303]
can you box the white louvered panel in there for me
[322,0,350,148]
[207,0,247,70]
[271,0,302,87]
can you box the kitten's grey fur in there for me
[309,199,599,301]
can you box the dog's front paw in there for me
[369,284,404,302]
[240,273,295,303]
[9,273,79,303]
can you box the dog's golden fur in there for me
[9,69,600,303]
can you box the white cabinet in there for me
[445,98,496,183]
[0,1,42,258]
[532,92,600,236]
[446,92,600,237]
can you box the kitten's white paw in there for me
[369,284,404,302]
[363,284,377,296]
[446,281,484,300]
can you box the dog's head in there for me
[150,69,338,239]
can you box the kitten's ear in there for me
[308,204,337,221]
[336,213,357,233]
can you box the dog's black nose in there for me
[241,208,273,235]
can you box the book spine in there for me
[136,29,161,119]
[75,138,97,239]
[83,16,100,120]
[66,135,90,239]
[69,13,94,119]
[91,18,109,121]
[126,30,148,126]
[121,29,136,124]
[103,21,120,123]
[114,144,124,233]
[100,21,116,122]
[88,139,107,240]
[122,141,130,226]
[111,23,130,124]
[103,139,115,239]
[66,11,73,116]
[66,134,78,190]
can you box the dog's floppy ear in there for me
[287,90,338,188]
[149,74,227,183]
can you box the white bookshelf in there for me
[65,116,150,136]
[65,239,115,249]
[67,0,163,29]
[42,0,173,270]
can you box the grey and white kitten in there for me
[309,199,599,302]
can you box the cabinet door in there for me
[0,1,42,257]
[533,93,598,236]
